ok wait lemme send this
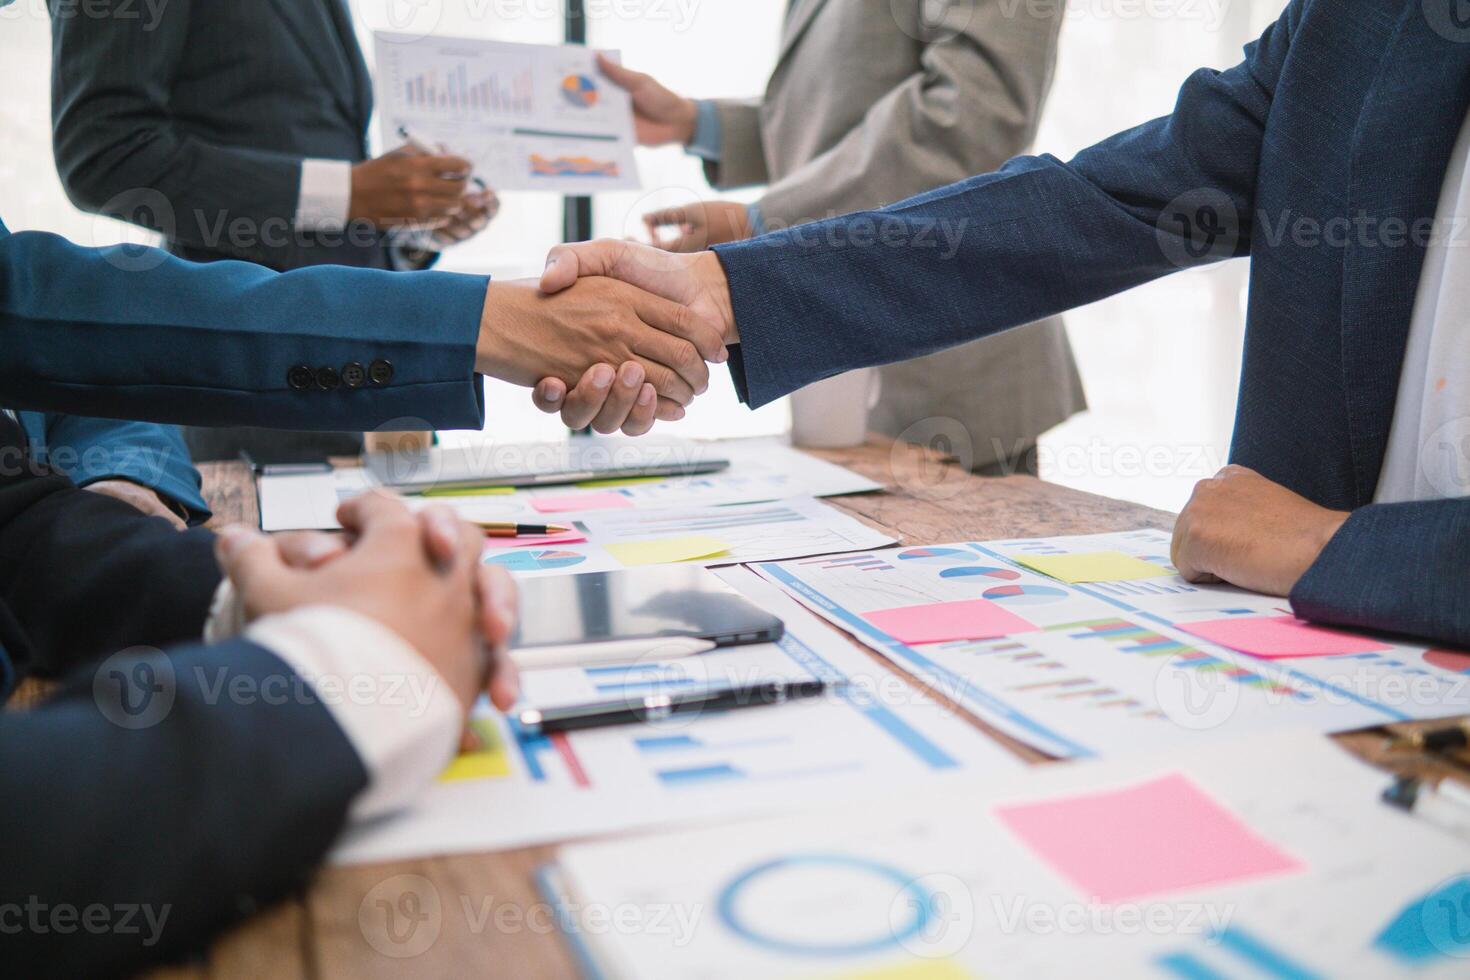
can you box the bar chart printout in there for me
[374,33,640,193]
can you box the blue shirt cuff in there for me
[686,100,723,161]
[746,202,766,237]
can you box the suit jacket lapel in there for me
[1339,0,1470,503]
[265,0,359,127]
[773,0,831,76]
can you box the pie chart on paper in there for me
[561,73,599,108]
[938,565,1023,581]
[981,584,1071,606]
[896,547,974,565]
[484,549,587,573]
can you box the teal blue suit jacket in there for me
[16,412,209,521]
[0,217,488,430]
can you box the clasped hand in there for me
[485,240,738,435]
[215,493,520,727]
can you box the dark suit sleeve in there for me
[1291,499,1470,648]
[49,0,304,253]
[0,640,368,980]
[0,220,487,431]
[714,0,1299,408]
[0,469,221,682]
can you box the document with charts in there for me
[755,528,1470,758]
[373,33,639,193]
[257,438,881,532]
[549,733,1470,980]
[479,497,896,579]
[330,569,1020,865]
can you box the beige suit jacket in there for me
[705,0,1086,466]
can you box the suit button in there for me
[341,362,367,389]
[368,359,395,386]
[287,365,314,391]
[316,366,341,390]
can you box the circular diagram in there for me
[715,853,931,956]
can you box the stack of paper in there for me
[258,438,881,533]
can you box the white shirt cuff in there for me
[244,605,464,822]
[295,158,354,233]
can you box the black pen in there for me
[396,125,486,191]
[515,679,840,735]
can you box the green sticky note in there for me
[420,485,516,498]
[574,476,669,489]
[1014,551,1170,583]
[604,535,732,567]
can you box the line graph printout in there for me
[374,33,639,192]
[756,530,1470,758]
[330,569,1018,864]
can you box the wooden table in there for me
[151,439,1468,979]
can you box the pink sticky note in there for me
[996,773,1303,903]
[863,599,1035,645]
[530,492,634,515]
[1178,615,1388,659]
[481,532,588,550]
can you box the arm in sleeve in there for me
[0,607,462,978]
[49,0,306,254]
[1290,499,1470,648]
[0,220,487,431]
[703,100,771,189]
[715,0,1297,408]
[756,1,1062,227]
[21,412,209,521]
[0,469,221,681]
[0,639,366,978]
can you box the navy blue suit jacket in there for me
[0,217,486,431]
[716,0,1470,648]
[0,442,367,977]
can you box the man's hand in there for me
[645,201,753,252]
[1172,465,1349,597]
[431,188,500,247]
[540,239,738,344]
[349,144,473,229]
[532,362,675,435]
[214,493,518,714]
[597,54,698,147]
[477,276,726,408]
[84,479,186,530]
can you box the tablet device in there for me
[365,437,729,492]
[510,566,784,668]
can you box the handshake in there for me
[474,240,740,436]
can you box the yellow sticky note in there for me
[1014,551,1169,583]
[420,485,516,498]
[574,476,668,489]
[605,535,732,567]
[439,719,512,783]
[828,960,975,980]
